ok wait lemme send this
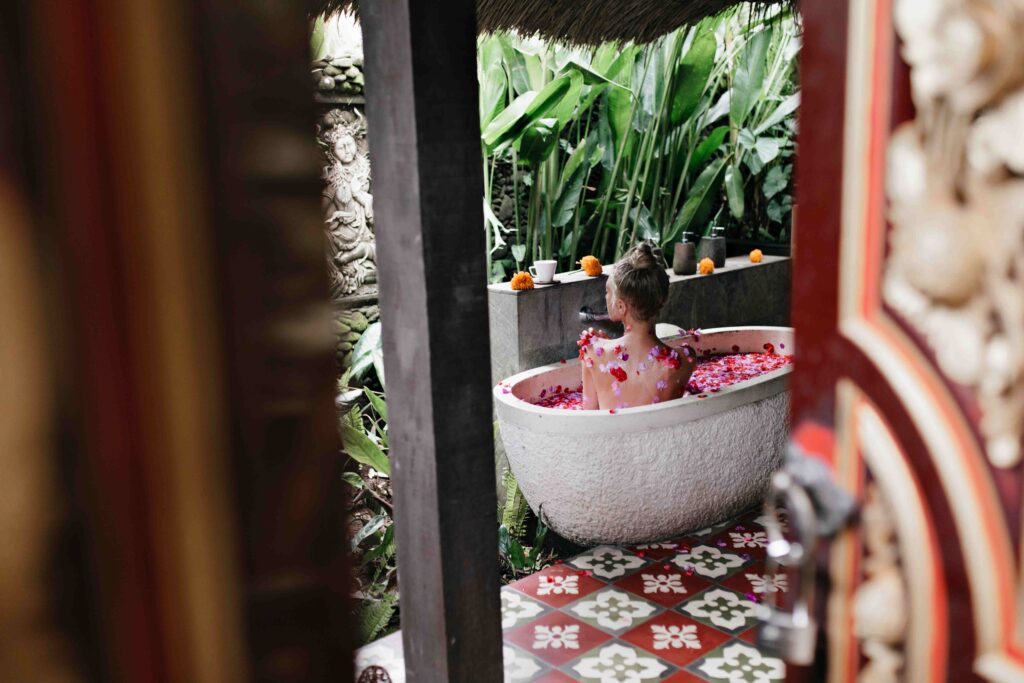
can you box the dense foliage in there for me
[479,4,800,282]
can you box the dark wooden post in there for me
[361,1,504,681]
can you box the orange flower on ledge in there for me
[698,257,715,274]
[510,271,534,290]
[578,255,602,276]
[749,249,763,263]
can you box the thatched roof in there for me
[317,0,787,45]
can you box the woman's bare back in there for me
[580,330,696,410]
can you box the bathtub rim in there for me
[493,325,793,437]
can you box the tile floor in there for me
[355,508,786,682]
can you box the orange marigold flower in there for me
[749,249,763,263]
[510,271,534,290]
[578,255,603,276]
[698,257,715,274]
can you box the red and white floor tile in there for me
[355,508,786,682]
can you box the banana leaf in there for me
[754,92,800,135]
[482,75,572,153]
[665,157,725,243]
[670,31,717,126]
[479,62,507,129]
[689,125,729,173]
[730,26,773,127]
[725,162,744,219]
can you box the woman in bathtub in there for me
[579,242,696,411]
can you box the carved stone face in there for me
[334,133,357,164]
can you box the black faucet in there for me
[578,305,610,323]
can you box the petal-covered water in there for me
[530,352,793,410]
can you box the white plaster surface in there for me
[494,327,793,545]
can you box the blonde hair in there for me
[612,241,669,321]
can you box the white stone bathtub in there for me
[493,326,793,545]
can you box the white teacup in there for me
[529,260,557,283]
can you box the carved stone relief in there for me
[319,107,377,302]
[884,0,1024,467]
[853,482,907,683]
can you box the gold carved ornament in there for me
[884,0,1024,467]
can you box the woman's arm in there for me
[582,349,600,410]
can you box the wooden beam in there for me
[361,1,504,681]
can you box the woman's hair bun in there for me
[627,240,668,270]
[612,240,670,321]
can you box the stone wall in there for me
[487,255,791,385]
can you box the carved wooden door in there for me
[765,0,1024,680]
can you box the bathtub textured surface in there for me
[494,327,793,545]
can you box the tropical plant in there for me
[339,325,397,645]
[497,467,557,580]
[479,3,800,282]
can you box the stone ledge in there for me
[488,254,787,295]
[487,255,791,386]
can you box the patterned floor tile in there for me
[671,544,750,580]
[566,641,677,682]
[504,610,613,667]
[687,640,786,682]
[512,562,606,608]
[502,588,550,630]
[678,587,766,634]
[628,541,691,561]
[687,518,737,539]
[706,527,769,561]
[531,671,579,683]
[737,628,759,645]
[663,670,711,682]
[570,546,649,580]
[503,644,547,681]
[615,563,714,609]
[720,563,788,602]
[620,611,731,668]
[355,509,789,682]
[567,587,662,634]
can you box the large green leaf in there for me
[550,71,585,129]
[670,31,717,126]
[479,63,507,129]
[754,92,800,135]
[725,163,745,219]
[629,203,659,243]
[730,27,773,127]
[689,126,729,173]
[605,84,634,152]
[577,82,610,118]
[341,420,390,475]
[481,91,536,151]
[755,137,782,164]
[517,117,561,166]
[482,75,572,153]
[501,37,544,94]
[763,164,790,199]
[349,321,383,387]
[363,387,388,422]
[666,158,725,242]
[552,163,587,228]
